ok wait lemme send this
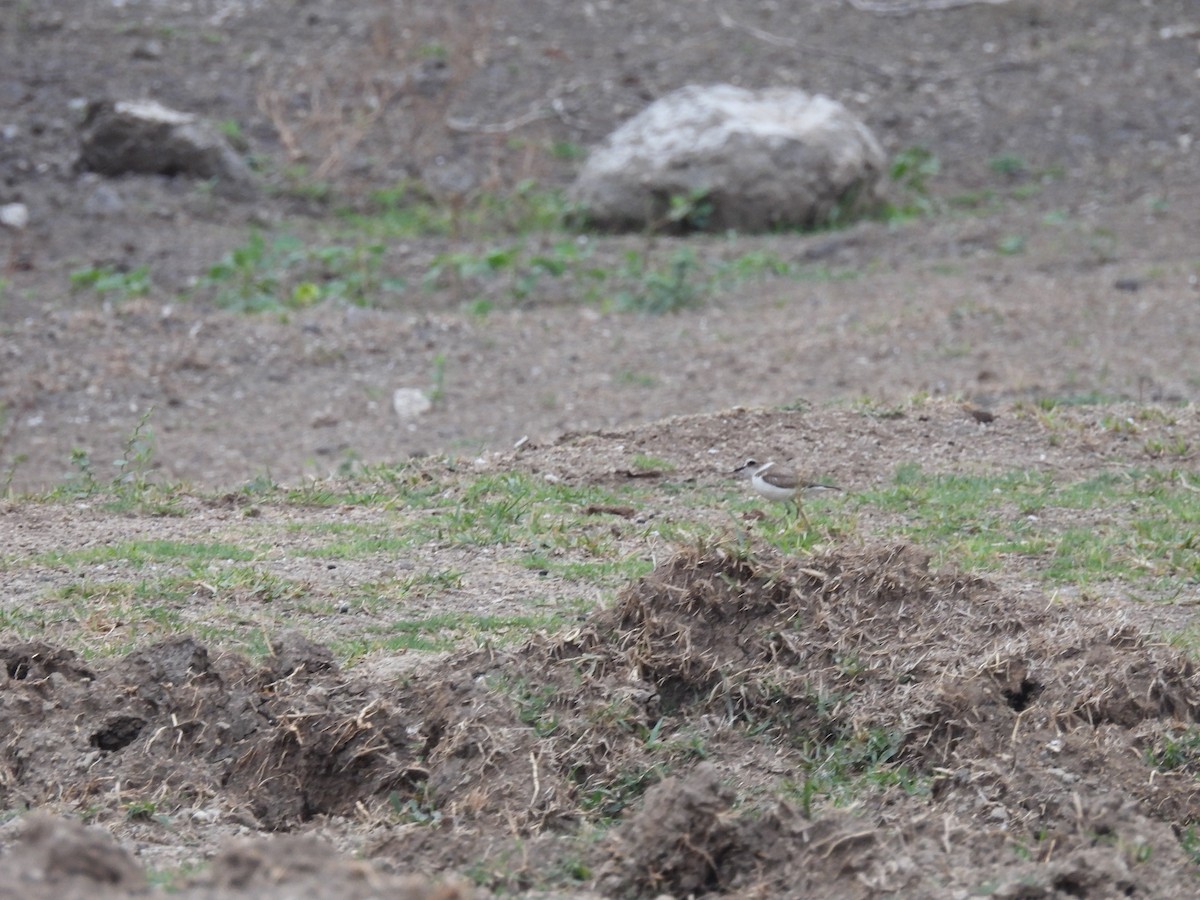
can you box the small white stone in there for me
[0,202,29,230]
[392,387,432,419]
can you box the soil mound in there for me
[3,541,1200,895]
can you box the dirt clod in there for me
[4,534,1200,895]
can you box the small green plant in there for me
[579,762,668,820]
[65,447,100,496]
[885,146,941,220]
[279,165,334,205]
[551,140,586,160]
[997,234,1026,255]
[512,679,562,737]
[988,153,1028,178]
[201,232,404,312]
[661,187,713,232]
[1180,825,1200,865]
[201,231,285,311]
[1143,437,1190,459]
[351,179,571,240]
[0,401,24,496]
[617,370,657,388]
[124,799,160,821]
[113,408,157,495]
[388,789,442,826]
[947,189,999,211]
[299,242,405,306]
[466,297,493,317]
[783,726,919,812]
[69,264,151,300]
[1,453,25,498]
[52,409,174,510]
[615,248,704,314]
[1147,728,1200,772]
[430,353,447,404]
[217,118,248,151]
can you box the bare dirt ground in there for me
[3,0,1200,896]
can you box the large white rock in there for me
[571,84,886,233]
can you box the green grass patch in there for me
[336,610,569,662]
[32,540,256,570]
[520,551,652,586]
[858,465,1200,589]
[2,561,316,658]
[782,727,927,815]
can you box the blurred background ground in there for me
[1,0,1198,492]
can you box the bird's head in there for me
[732,458,763,476]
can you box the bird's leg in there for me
[791,498,811,531]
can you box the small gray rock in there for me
[83,183,125,217]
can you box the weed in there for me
[884,146,940,220]
[350,180,572,240]
[466,297,493,317]
[997,234,1026,255]
[422,235,596,306]
[615,247,704,314]
[430,353,447,404]
[191,565,307,605]
[1180,826,1200,866]
[1,452,25,498]
[617,370,657,388]
[200,232,405,312]
[988,154,1028,178]
[388,789,442,826]
[144,861,208,891]
[859,463,1200,591]
[551,140,586,161]
[1033,392,1122,409]
[783,726,922,811]
[579,762,668,820]
[514,680,562,737]
[947,189,999,212]
[201,231,288,311]
[718,251,860,290]
[113,408,157,495]
[217,118,247,150]
[36,540,255,570]
[630,454,676,473]
[53,408,164,506]
[1143,437,1190,459]
[661,187,714,233]
[69,264,151,300]
[64,447,100,496]
[124,799,160,822]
